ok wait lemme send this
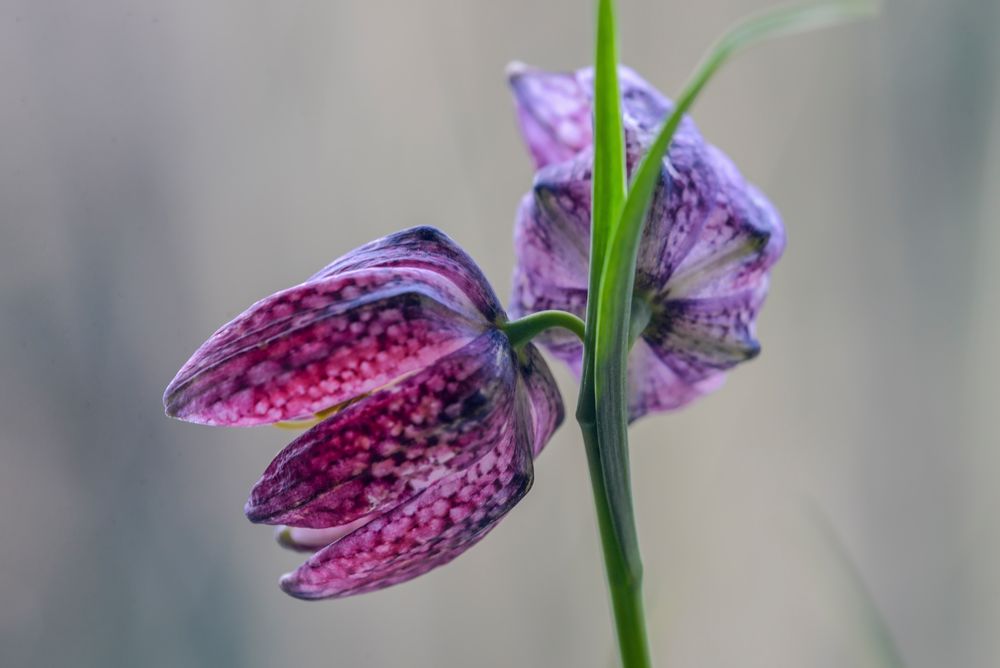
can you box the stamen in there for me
[273,402,346,430]
[271,369,422,430]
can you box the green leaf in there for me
[591,0,627,267]
[575,0,628,562]
[576,3,654,666]
[591,0,876,574]
[577,0,628,425]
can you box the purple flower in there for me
[507,63,785,422]
[164,227,563,599]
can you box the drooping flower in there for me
[164,227,563,599]
[507,62,785,422]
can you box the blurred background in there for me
[2,0,998,666]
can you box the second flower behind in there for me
[508,63,786,422]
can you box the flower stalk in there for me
[579,0,649,664]
[503,310,586,348]
[578,417,651,667]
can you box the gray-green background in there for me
[2,1,998,666]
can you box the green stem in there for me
[502,310,586,347]
[504,310,650,667]
[578,417,652,668]
[580,0,651,663]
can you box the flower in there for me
[164,227,563,599]
[507,63,785,422]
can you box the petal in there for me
[510,194,587,377]
[309,226,505,324]
[515,343,565,457]
[507,63,699,168]
[507,62,592,168]
[279,409,534,599]
[574,65,682,136]
[636,149,783,387]
[512,174,591,297]
[164,266,485,426]
[643,286,767,383]
[626,338,725,422]
[244,331,519,528]
[632,126,721,294]
[506,63,720,294]
[663,146,785,300]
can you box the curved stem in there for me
[502,310,586,347]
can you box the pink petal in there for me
[575,65,685,136]
[164,266,485,426]
[507,62,593,168]
[309,226,505,324]
[244,331,518,528]
[516,343,565,457]
[626,339,725,422]
[279,410,534,599]
[633,128,721,294]
[663,147,784,300]
[511,191,589,307]
[510,193,588,377]
[507,63,697,169]
[529,158,594,285]
[644,287,768,383]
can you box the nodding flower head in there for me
[507,63,785,422]
[164,227,563,599]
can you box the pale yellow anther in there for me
[273,403,347,430]
[270,370,417,431]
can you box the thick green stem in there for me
[580,0,651,663]
[578,416,652,668]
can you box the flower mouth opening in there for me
[274,514,378,554]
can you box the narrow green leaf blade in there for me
[578,0,629,429]
[575,0,627,488]
[591,0,627,269]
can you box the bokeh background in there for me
[2,1,998,666]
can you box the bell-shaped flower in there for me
[507,63,785,422]
[164,227,563,599]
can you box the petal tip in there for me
[505,60,530,81]
[161,368,231,426]
[244,494,273,525]
[162,383,201,424]
[162,377,183,417]
[162,397,179,420]
[279,571,326,601]
[402,224,448,244]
